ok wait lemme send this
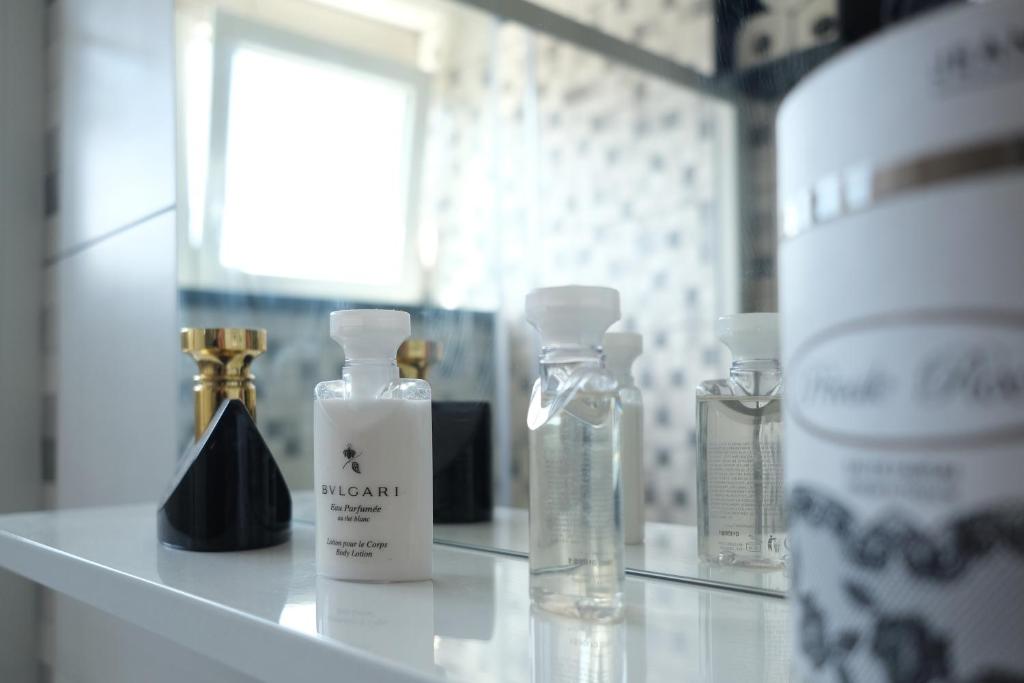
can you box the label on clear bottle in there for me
[705,439,786,562]
[699,398,786,566]
[532,419,619,568]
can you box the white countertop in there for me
[0,505,791,682]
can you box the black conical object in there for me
[158,399,291,551]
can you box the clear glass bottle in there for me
[604,332,645,545]
[525,286,624,621]
[313,309,433,582]
[696,313,785,568]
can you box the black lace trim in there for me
[789,486,1024,580]
[796,583,1024,683]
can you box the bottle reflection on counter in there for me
[530,607,626,683]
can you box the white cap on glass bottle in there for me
[525,286,621,347]
[715,313,779,362]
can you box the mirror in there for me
[174,0,843,595]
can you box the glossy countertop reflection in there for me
[294,492,789,596]
[0,504,790,682]
[430,505,789,596]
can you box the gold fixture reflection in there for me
[397,339,441,380]
[181,328,267,440]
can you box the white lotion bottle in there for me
[314,309,432,582]
[604,332,645,545]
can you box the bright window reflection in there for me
[219,45,414,286]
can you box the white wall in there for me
[54,212,179,507]
[53,0,179,507]
[54,1,177,256]
[48,1,182,680]
[0,0,47,680]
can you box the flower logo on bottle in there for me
[342,443,362,474]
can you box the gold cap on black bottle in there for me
[181,328,267,440]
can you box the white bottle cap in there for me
[525,286,621,347]
[604,332,643,380]
[715,313,779,361]
[330,309,411,361]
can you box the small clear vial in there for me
[696,313,785,568]
[604,332,645,545]
[526,286,624,621]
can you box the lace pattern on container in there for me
[789,486,1024,580]
[790,486,1024,683]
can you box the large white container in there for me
[778,2,1024,680]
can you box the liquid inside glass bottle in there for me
[526,286,624,621]
[696,313,785,569]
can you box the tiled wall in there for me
[536,0,716,73]
[423,7,735,523]
[741,99,779,313]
